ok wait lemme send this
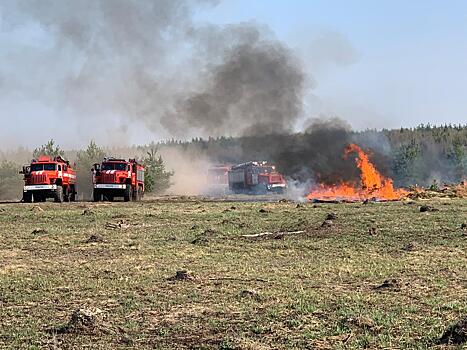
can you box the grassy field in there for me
[0,197,466,349]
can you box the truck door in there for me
[251,173,258,185]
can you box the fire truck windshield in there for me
[31,163,56,171]
[101,163,127,171]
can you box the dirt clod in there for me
[191,236,209,245]
[70,308,103,328]
[203,228,217,235]
[437,317,467,345]
[105,220,130,230]
[404,241,418,251]
[31,206,43,213]
[168,270,196,282]
[119,335,134,346]
[420,205,438,212]
[54,307,106,334]
[240,289,261,300]
[321,219,333,228]
[85,235,105,243]
[345,315,376,330]
[374,279,401,291]
[32,228,47,235]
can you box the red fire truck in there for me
[207,165,230,186]
[228,161,287,194]
[206,165,230,195]
[21,155,77,203]
[92,158,145,202]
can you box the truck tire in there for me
[134,187,139,201]
[103,194,113,202]
[70,186,76,202]
[137,186,143,201]
[23,191,32,203]
[93,190,100,202]
[54,186,64,203]
[63,186,70,202]
[123,186,131,202]
[33,193,45,202]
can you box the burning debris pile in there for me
[407,181,467,199]
[307,144,407,202]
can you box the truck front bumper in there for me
[267,183,287,189]
[24,185,57,191]
[94,184,127,189]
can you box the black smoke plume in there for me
[161,24,304,136]
[1,1,304,140]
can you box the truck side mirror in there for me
[20,166,31,175]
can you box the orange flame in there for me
[307,144,407,201]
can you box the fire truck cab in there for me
[92,157,144,202]
[21,155,77,203]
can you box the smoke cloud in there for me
[1,1,305,143]
[161,24,304,136]
[233,117,360,185]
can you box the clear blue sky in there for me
[195,0,467,129]
[0,0,466,149]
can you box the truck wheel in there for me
[70,186,76,202]
[54,186,64,203]
[276,188,285,195]
[137,186,143,201]
[123,186,131,202]
[33,193,44,202]
[63,186,70,202]
[134,187,139,201]
[103,194,114,202]
[93,190,100,202]
[23,191,32,203]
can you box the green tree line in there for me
[0,124,465,199]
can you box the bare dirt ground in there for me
[0,197,466,349]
